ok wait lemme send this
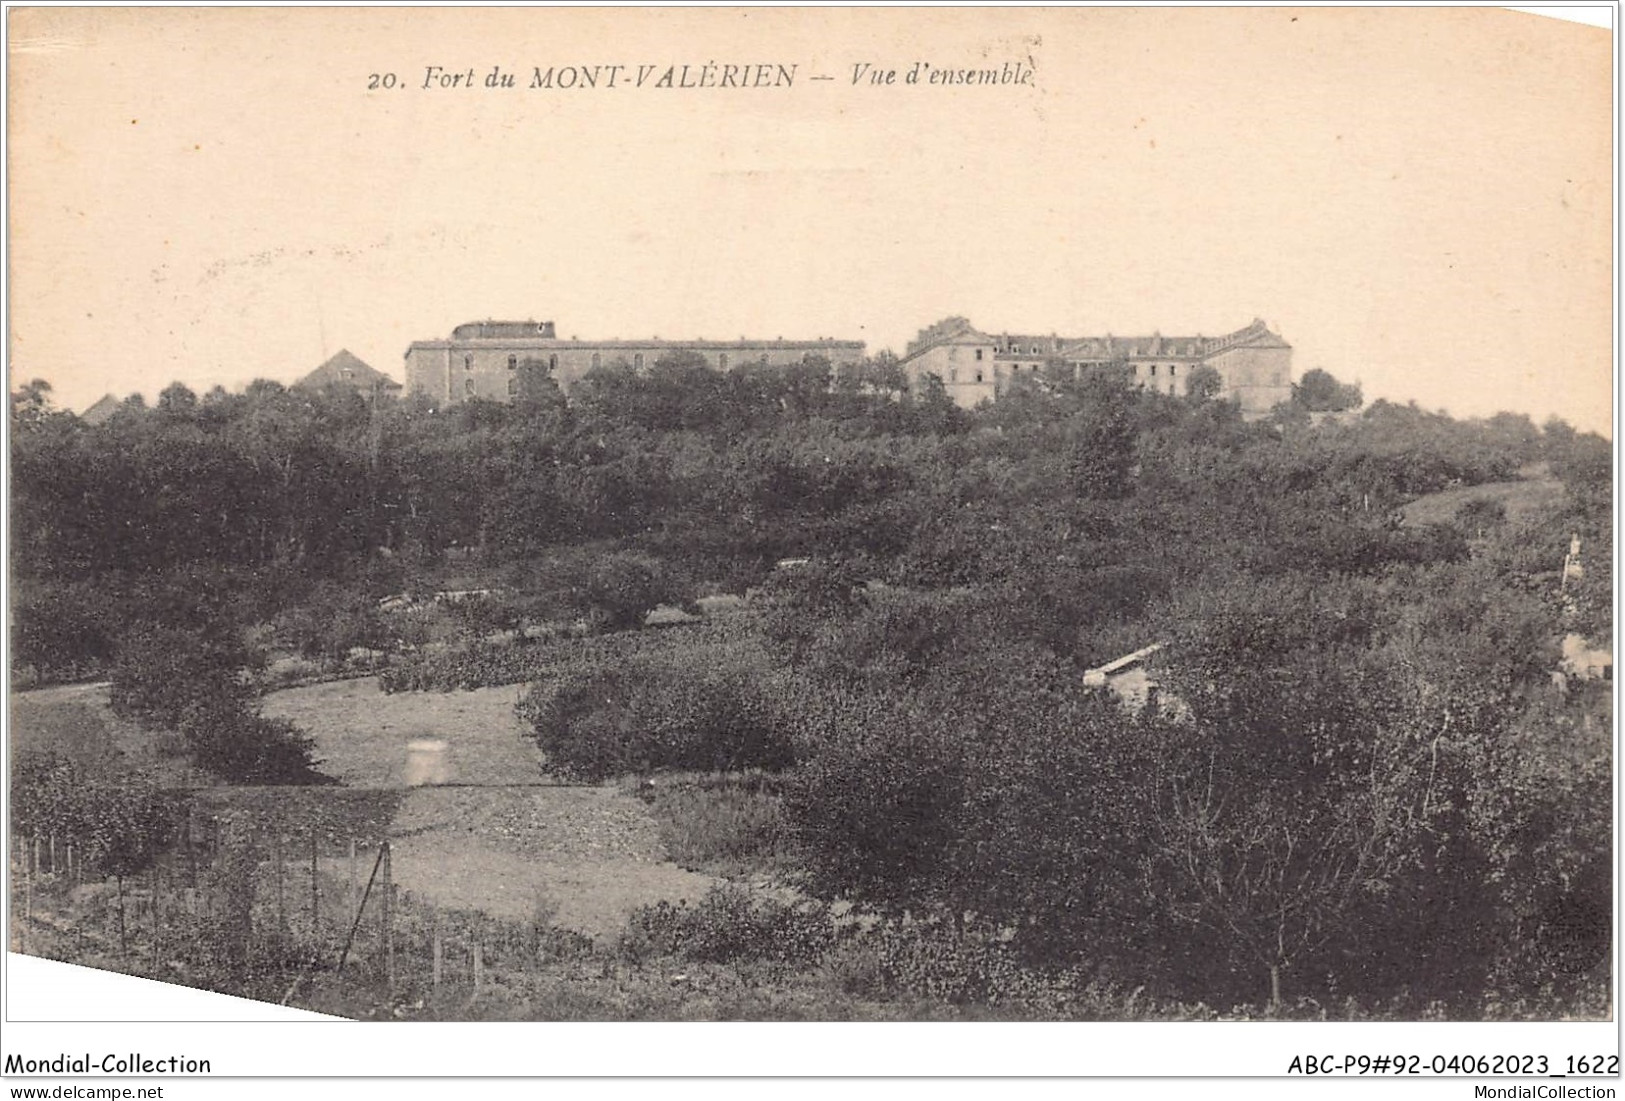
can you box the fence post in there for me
[433,924,443,989]
[382,841,394,990]
[21,848,32,952]
[310,831,320,944]
[150,866,161,973]
[274,834,286,935]
[336,843,387,975]
[116,874,128,957]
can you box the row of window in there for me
[462,350,774,374]
[464,378,525,396]
[466,352,572,371]
[941,365,1186,391]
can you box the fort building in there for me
[898,317,1294,415]
[405,320,866,405]
[294,349,402,398]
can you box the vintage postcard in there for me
[4,5,1615,1088]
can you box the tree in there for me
[564,550,689,631]
[10,378,56,430]
[1185,364,1224,404]
[157,382,199,417]
[785,701,969,916]
[1292,368,1362,412]
[1064,375,1139,499]
[110,624,325,784]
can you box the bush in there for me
[573,551,691,632]
[11,581,120,683]
[271,586,389,664]
[783,709,967,914]
[109,624,325,785]
[378,638,538,693]
[521,656,792,782]
[181,705,329,785]
[109,624,258,729]
[619,885,835,967]
[634,772,790,877]
[10,750,177,877]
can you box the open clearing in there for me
[262,677,538,787]
[1399,472,1564,529]
[264,677,723,939]
[388,787,713,938]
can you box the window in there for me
[508,377,518,397]
[507,354,517,370]
[591,352,601,370]
[1170,364,1178,376]
[634,353,645,370]
[1150,364,1158,377]
[975,349,983,361]
[719,353,729,369]
[464,378,475,395]
[464,354,474,371]
[549,354,558,371]
[975,371,984,383]
[949,368,958,383]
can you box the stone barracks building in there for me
[405,320,866,405]
[898,316,1294,415]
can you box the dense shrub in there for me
[271,585,389,663]
[109,624,325,785]
[181,704,329,785]
[10,751,178,876]
[521,660,792,781]
[784,706,968,914]
[634,772,790,877]
[378,617,754,694]
[109,624,260,728]
[619,885,835,967]
[11,581,121,684]
[378,638,538,693]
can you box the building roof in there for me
[80,393,121,425]
[900,318,1288,365]
[452,320,557,340]
[296,350,401,392]
[407,336,864,353]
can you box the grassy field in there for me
[1399,472,1565,529]
[10,683,203,787]
[261,676,537,787]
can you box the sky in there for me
[8,6,1615,433]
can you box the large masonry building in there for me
[898,317,1294,415]
[406,320,866,404]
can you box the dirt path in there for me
[263,677,717,941]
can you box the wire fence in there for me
[10,817,590,1010]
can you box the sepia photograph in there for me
[2,3,1616,1086]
